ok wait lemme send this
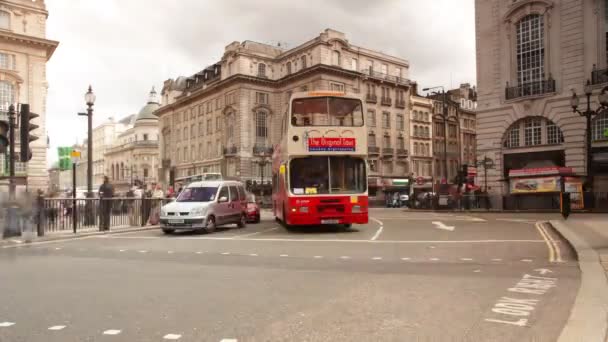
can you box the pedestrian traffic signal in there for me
[0,116,8,152]
[19,104,38,162]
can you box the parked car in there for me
[399,193,410,207]
[246,193,261,223]
[159,180,248,234]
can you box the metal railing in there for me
[368,146,380,154]
[381,97,392,106]
[366,94,377,103]
[382,147,394,156]
[223,146,238,156]
[396,148,408,157]
[253,145,273,155]
[395,100,406,108]
[592,67,608,85]
[505,79,556,100]
[362,69,410,85]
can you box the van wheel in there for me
[162,228,175,234]
[205,216,216,233]
[237,214,247,228]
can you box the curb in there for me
[2,226,159,247]
[548,220,608,342]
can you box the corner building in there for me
[476,0,608,208]
[157,29,412,201]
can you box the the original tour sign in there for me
[308,137,355,152]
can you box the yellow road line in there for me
[535,222,555,262]
[540,222,563,263]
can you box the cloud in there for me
[45,0,475,163]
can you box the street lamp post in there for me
[79,86,96,226]
[423,86,449,182]
[570,80,608,193]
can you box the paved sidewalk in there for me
[549,214,608,342]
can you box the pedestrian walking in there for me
[98,176,114,231]
[126,187,137,227]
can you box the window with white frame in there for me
[593,112,608,141]
[524,118,542,146]
[332,50,341,66]
[0,11,9,30]
[547,121,564,145]
[255,111,268,145]
[0,53,14,70]
[329,82,345,92]
[516,14,545,86]
[258,63,266,77]
[367,110,376,127]
[351,58,358,71]
[0,80,14,110]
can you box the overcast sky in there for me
[45,0,475,165]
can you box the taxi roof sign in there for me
[307,91,346,97]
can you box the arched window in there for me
[516,14,545,86]
[332,50,341,66]
[413,111,419,121]
[593,112,608,141]
[503,117,563,148]
[255,111,268,145]
[0,80,14,110]
[258,63,266,77]
[0,11,9,30]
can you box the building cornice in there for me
[0,30,59,60]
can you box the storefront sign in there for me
[393,179,410,186]
[509,167,573,178]
[307,137,355,152]
[510,177,560,193]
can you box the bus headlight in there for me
[299,206,309,213]
[352,205,362,213]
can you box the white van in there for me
[159,180,247,234]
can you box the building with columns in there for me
[0,0,58,190]
[105,88,160,193]
[476,0,608,208]
[157,29,413,200]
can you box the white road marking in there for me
[535,222,556,262]
[0,322,15,327]
[534,268,553,275]
[2,235,96,249]
[195,251,203,254]
[370,217,384,241]
[232,227,279,239]
[138,250,147,253]
[220,339,238,342]
[460,258,473,261]
[48,325,66,331]
[221,252,230,255]
[340,256,351,259]
[492,258,503,262]
[431,221,455,231]
[280,254,289,257]
[372,257,382,260]
[428,246,436,249]
[370,217,384,226]
[163,333,182,340]
[103,329,121,335]
[521,259,532,262]
[538,222,563,263]
[119,249,127,252]
[313,256,323,259]
[401,257,411,261]
[167,251,174,254]
[104,236,546,244]
[474,270,481,273]
[54,247,62,250]
[10,239,22,244]
[249,253,258,257]
[429,258,440,261]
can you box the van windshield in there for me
[176,187,218,202]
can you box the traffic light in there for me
[0,116,8,153]
[19,104,38,162]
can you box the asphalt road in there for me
[0,209,580,342]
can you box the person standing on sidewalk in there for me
[98,176,114,231]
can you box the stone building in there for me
[156,29,412,200]
[105,88,160,193]
[448,83,478,168]
[476,0,608,208]
[409,87,434,192]
[0,0,58,190]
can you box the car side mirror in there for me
[219,196,228,203]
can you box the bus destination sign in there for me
[308,137,356,152]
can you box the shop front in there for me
[505,167,584,210]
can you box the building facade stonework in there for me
[157,29,413,200]
[0,0,58,190]
[475,0,608,204]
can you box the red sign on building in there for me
[307,137,356,152]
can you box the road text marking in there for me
[103,330,121,335]
[48,325,66,331]
[0,322,15,327]
[163,334,182,340]
[431,221,455,231]
[372,257,382,260]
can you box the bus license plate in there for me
[169,219,184,224]
[321,219,339,224]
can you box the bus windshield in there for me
[291,97,363,127]
[289,156,366,195]
[176,187,218,202]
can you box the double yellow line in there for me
[535,222,562,263]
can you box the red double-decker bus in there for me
[272,91,368,228]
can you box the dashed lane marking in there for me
[195,251,203,254]
[249,253,258,257]
[54,247,62,250]
[372,257,383,260]
[138,250,147,253]
[163,333,182,340]
[313,256,323,259]
[0,322,15,327]
[474,269,481,273]
[461,258,473,261]
[167,251,174,254]
[119,249,127,252]
[340,256,351,259]
[492,258,503,262]
[220,339,238,342]
[430,258,440,261]
[521,259,533,262]
[401,257,411,261]
[231,227,279,239]
[279,254,289,257]
[221,252,231,255]
[103,329,121,335]
[48,325,66,331]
